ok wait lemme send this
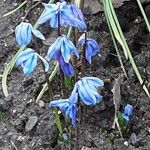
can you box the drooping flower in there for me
[49,86,78,126]
[122,104,133,122]
[16,48,49,76]
[47,35,79,63]
[15,22,45,47]
[78,33,100,64]
[76,77,104,105]
[38,2,87,31]
[69,4,85,22]
[54,51,74,76]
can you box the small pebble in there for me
[124,141,129,147]
[129,133,137,145]
[39,100,45,108]
[25,116,38,132]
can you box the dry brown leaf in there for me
[111,74,124,137]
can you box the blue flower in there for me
[78,33,100,64]
[47,35,79,63]
[76,77,104,105]
[54,51,74,76]
[122,104,133,123]
[69,4,85,22]
[16,48,49,76]
[49,86,78,126]
[15,22,45,47]
[38,2,87,31]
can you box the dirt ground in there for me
[0,0,150,150]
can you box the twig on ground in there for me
[22,0,42,22]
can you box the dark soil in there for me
[0,0,150,150]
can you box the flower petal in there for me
[16,48,34,66]
[82,77,104,87]
[23,53,37,76]
[47,36,62,61]
[78,80,97,105]
[21,23,32,46]
[50,14,59,28]
[31,28,45,40]
[37,53,49,72]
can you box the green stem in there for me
[2,0,56,97]
[103,1,127,78]
[1,0,27,19]
[136,0,150,33]
[53,108,63,134]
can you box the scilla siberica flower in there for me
[47,35,79,63]
[15,22,45,47]
[49,77,104,126]
[78,33,100,64]
[49,86,78,126]
[54,51,74,76]
[38,1,87,31]
[122,104,133,123]
[77,77,104,105]
[16,48,49,76]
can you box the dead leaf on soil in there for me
[111,74,124,137]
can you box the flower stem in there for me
[80,32,87,77]
[53,108,63,134]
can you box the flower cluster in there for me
[38,1,87,31]
[49,77,104,126]
[15,0,103,127]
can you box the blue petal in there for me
[69,84,78,104]
[70,4,85,21]
[31,28,45,40]
[15,23,23,46]
[61,39,71,63]
[78,80,97,105]
[16,48,34,66]
[61,62,74,77]
[50,14,59,28]
[23,53,37,76]
[69,105,77,126]
[38,3,57,24]
[21,23,32,46]
[88,39,100,55]
[82,77,104,87]
[49,99,69,108]
[64,37,79,59]
[61,11,87,31]
[85,43,93,64]
[124,104,133,116]
[47,36,62,61]
[37,53,49,72]
[78,33,86,45]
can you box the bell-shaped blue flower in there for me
[16,48,49,76]
[49,86,78,126]
[15,22,45,47]
[78,33,100,64]
[122,104,133,123]
[54,51,74,76]
[69,4,85,22]
[47,35,79,63]
[76,77,104,105]
[38,2,87,31]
